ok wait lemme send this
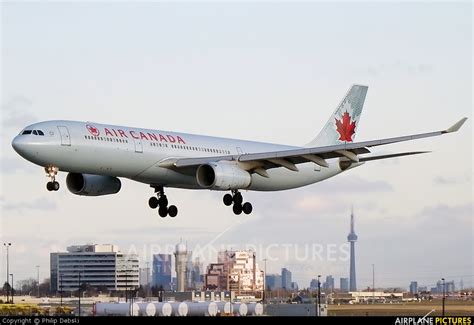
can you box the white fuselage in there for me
[12,120,352,191]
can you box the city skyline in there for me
[11,240,469,294]
[1,2,472,290]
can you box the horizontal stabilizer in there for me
[359,151,429,162]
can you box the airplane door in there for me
[236,147,244,155]
[133,138,143,153]
[57,126,71,146]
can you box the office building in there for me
[323,275,335,292]
[340,278,349,293]
[267,274,282,290]
[50,244,139,292]
[409,281,418,294]
[152,254,172,290]
[281,268,292,290]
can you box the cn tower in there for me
[347,208,358,291]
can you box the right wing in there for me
[165,117,467,176]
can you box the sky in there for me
[1,1,472,291]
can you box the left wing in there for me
[164,118,467,176]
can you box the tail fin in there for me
[306,85,368,147]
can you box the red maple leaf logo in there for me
[335,111,356,142]
[86,124,100,137]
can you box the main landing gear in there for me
[148,186,178,218]
[45,166,60,191]
[223,190,252,215]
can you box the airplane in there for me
[11,85,467,218]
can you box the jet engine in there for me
[66,173,121,196]
[196,161,251,190]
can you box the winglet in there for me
[445,117,468,133]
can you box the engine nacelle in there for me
[66,173,121,196]
[196,161,251,190]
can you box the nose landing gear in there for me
[148,185,178,218]
[224,190,252,215]
[45,166,59,191]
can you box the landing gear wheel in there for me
[242,202,253,215]
[158,207,168,218]
[45,165,59,192]
[223,194,233,206]
[233,204,243,215]
[168,205,178,217]
[149,197,159,209]
[151,185,178,218]
[158,196,168,207]
[233,192,243,205]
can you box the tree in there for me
[18,278,38,296]
[39,278,51,296]
[2,282,11,299]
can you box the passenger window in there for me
[33,130,38,135]
[38,130,44,136]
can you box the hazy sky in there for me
[1,1,472,290]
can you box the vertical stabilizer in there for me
[306,85,368,147]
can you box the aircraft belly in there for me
[133,167,200,188]
[45,145,153,177]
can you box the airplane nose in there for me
[11,136,20,152]
[11,135,28,156]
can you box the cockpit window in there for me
[22,129,45,136]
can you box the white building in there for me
[174,242,188,292]
[50,244,139,292]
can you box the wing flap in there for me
[359,151,429,162]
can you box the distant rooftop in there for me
[66,244,119,253]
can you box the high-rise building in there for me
[324,275,335,292]
[347,209,358,291]
[291,282,299,291]
[152,254,172,290]
[139,267,151,287]
[310,278,318,290]
[281,268,292,290]
[409,281,418,294]
[205,250,264,297]
[191,258,203,290]
[50,244,139,292]
[266,274,282,290]
[340,277,349,293]
[174,242,188,292]
[435,280,455,294]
